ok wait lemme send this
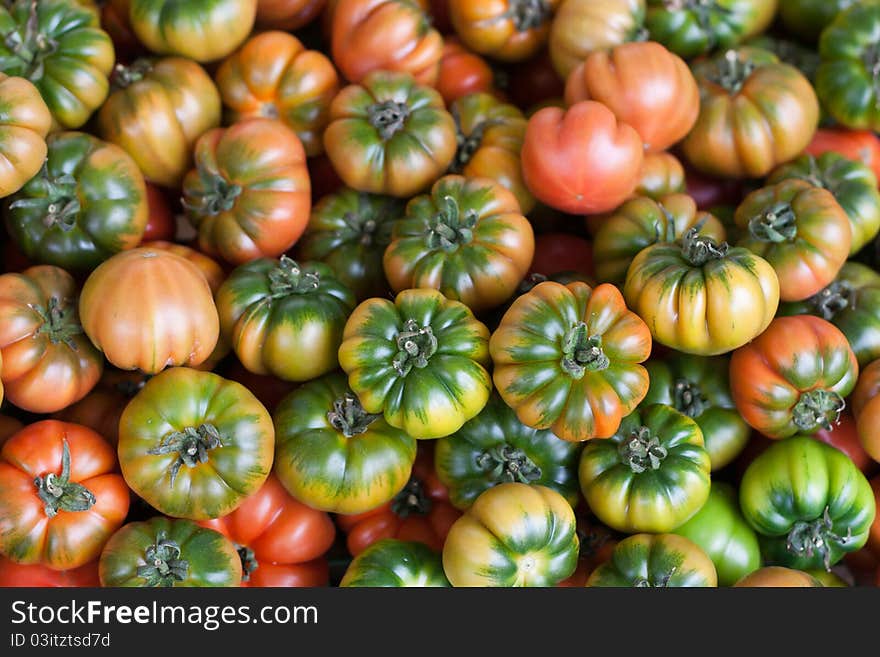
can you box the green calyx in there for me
[425,195,478,252]
[708,49,757,94]
[786,507,852,572]
[633,567,677,588]
[146,424,224,488]
[451,108,504,171]
[792,389,846,432]
[391,478,432,518]
[327,392,381,438]
[368,100,410,140]
[110,58,153,90]
[268,256,321,297]
[0,1,57,80]
[392,319,438,377]
[237,545,258,582]
[807,281,854,321]
[137,532,190,587]
[8,164,81,231]
[618,426,668,474]
[681,227,729,266]
[560,323,609,379]
[748,201,798,242]
[34,296,83,349]
[475,444,542,484]
[673,379,708,418]
[183,170,242,217]
[33,438,96,519]
[506,0,552,31]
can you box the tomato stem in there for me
[339,194,396,248]
[393,319,438,376]
[672,379,708,418]
[618,426,668,473]
[8,162,81,231]
[146,423,224,488]
[268,256,321,297]
[707,49,756,95]
[806,281,854,321]
[34,296,83,349]
[748,201,797,242]
[33,438,96,518]
[450,109,504,171]
[426,195,478,252]
[0,0,58,81]
[791,389,846,432]
[236,545,258,582]
[110,58,153,89]
[633,566,677,588]
[136,532,190,587]
[681,228,729,265]
[367,100,410,140]
[560,323,609,378]
[475,444,542,484]
[327,393,381,437]
[506,0,551,31]
[786,507,852,571]
[182,170,243,217]
[391,478,432,518]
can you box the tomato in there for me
[529,233,593,279]
[0,265,103,414]
[813,412,875,476]
[324,71,457,199]
[129,0,256,63]
[624,229,779,356]
[436,39,496,105]
[338,448,461,555]
[216,257,354,382]
[579,404,710,533]
[99,517,242,587]
[869,477,880,558]
[183,119,311,267]
[684,168,745,211]
[816,4,880,132]
[442,482,579,586]
[273,371,417,514]
[138,241,225,294]
[806,128,880,183]
[332,0,443,85]
[79,248,220,373]
[0,558,99,587]
[198,475,335,587]
[449,93,534,213]
[673,483,760,586]
[587,533,717,587]
[256,0,326,30]
[778,263,880,369]
[634,151,686,201]
[521,101,643,214]
[339,288,491,439]
[491,281,651,442]
[0,1,113,130]
[734,180,851,302]
[140,184,175,242]
[434,392,581,509]
[643,353,749,471]
[548,0,646,80]
[730,316,858,439]
[6,131,148,272]
[307,153,344,200]
[499,50,565,113]
[779,0,854,43]
[645,0,776,59]
[592,194,724,285]
[740,436,875,570]
[215,31,340,158]
[341,538,450,587]
[384,175,534,313]
[0,74,50,199]
[296,188,404,301]
[683,47,819,179]
[852,360,880,465]
[100,0,144,64]
[97,57,221,189]
[565,41,697,153]
[0,415,23,444]
[0,421,129,569]
[734,566,823,587]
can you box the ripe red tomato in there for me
[529,233,594,279]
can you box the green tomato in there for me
[587,533,717,587]
[780,0,861,44]
[341,539,450,587]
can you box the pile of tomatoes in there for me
[2,0,880,589]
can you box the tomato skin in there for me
[634,151,686,201]
[0,74,51,199]
[730,316,858,439]
[685,168,745,211]
[129,0,257,63]
[449,0,561,64]
[529,233,594,279]
[813,412,875,476]
[0,266,103,414]
[332,0,443,85]
[97,57,222,189]
[0,415,23,445]
[500,50,565,114]
[384,175,534,313]
[99,517,242,587]
[141,184,176,242]
[673,483,760,586]
[101,0,144,64]
[436,39,496,105]
[118,367,275,521]
[53,372,148,447]
[564,41,698,153]
[79,248,220,374]
[779,0,853,43]
[683,47,819,179]
[0,2,113,130]
[324,71,457,199]
[341,538,450,587]
[740,436,875,570]
[0,557,99,587]
[442,482,579,587]
[806,128,880,183]
[198,475,335,587]
[521,101,644,215]
[587,533,717,587]
[735,180,851,302]
[734,566,823,587]
[869,476,880,558]
[0,421,129,570]
[256,0,326,30]
[852,360,880,465]
[215,31,340,158]
[273,371,417,515]
[138,241,225,294]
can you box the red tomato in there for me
[529,233,594,279]
[503,50,565,113]
[685,167,746,211]
[141,183,176,242]
[806,129,880,184]
[0,558,100,587]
